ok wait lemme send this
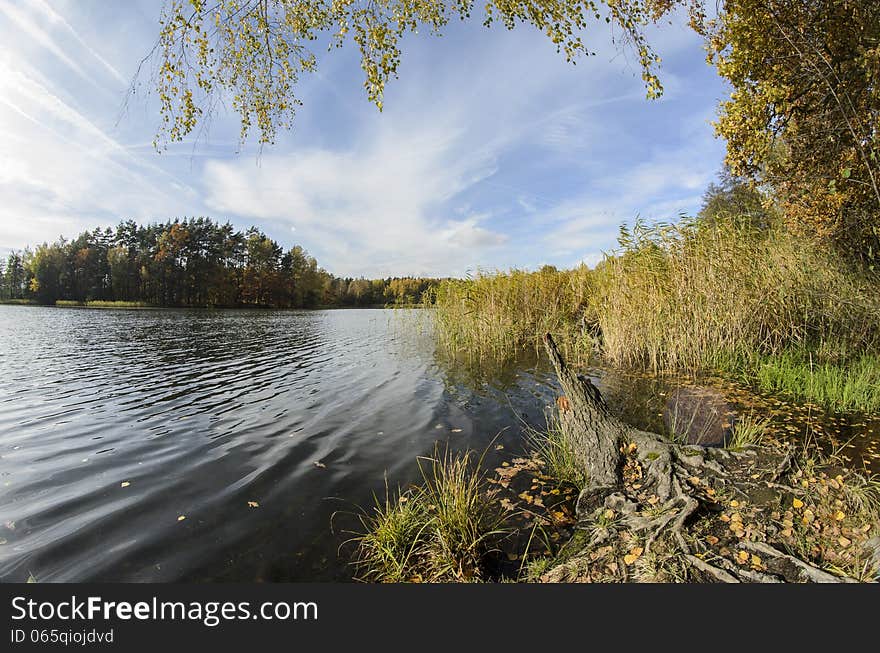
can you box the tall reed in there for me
[431,216,880,412]
[591,217,880,372]
[429,265,594,363]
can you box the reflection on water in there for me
[0,306,876,582]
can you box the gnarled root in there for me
[540,333,867,584]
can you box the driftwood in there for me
[542,333,860,583]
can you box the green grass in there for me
[0,298,37,305]
[55,300,84,307]
[352,447,508,582]
[741,351,880,414]
[525,415,588,491]
[726,411,769,451]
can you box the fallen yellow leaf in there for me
[623,546,644,565]
[120,481,130,488]
[247,501,259,508]
[177,515,186,522]
[833,510,845,521]
[792,498,804,509]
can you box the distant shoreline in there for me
[0,300,424,311]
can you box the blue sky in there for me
[0,0,729,278]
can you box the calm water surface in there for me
[1,306,877,582]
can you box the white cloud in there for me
[0,54,197,251]
[0,0,94,86]
[203,121,508,277]
[440,216,508,248]
[26,0,127,86]
[0,3,728,276]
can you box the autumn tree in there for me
[27,243,67,304]
[150,0,707,146]
[706,0,880,264]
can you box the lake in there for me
[0,306,566,581]
[1,306,877,582]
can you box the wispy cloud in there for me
[203,121,507,277]
[26,0,127,85]
[0,0,95,87]
[0,3,727,275]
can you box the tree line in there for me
[0,218,441,308]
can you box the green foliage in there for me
[706,0,880,264]
[152,0,704,147]
[698,165,774,230]
[725,412,768,451]
[525,415,588,490]
[744,351,880,414]
[353,448,507,582]
[431,213,880,413]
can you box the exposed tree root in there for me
[539,334,876,583]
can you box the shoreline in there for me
[0,300,425,311]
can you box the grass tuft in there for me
[352,447,508,582]
[726,412,769,450]
[525,415,588,491]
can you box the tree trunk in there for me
[543,333,628,489]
